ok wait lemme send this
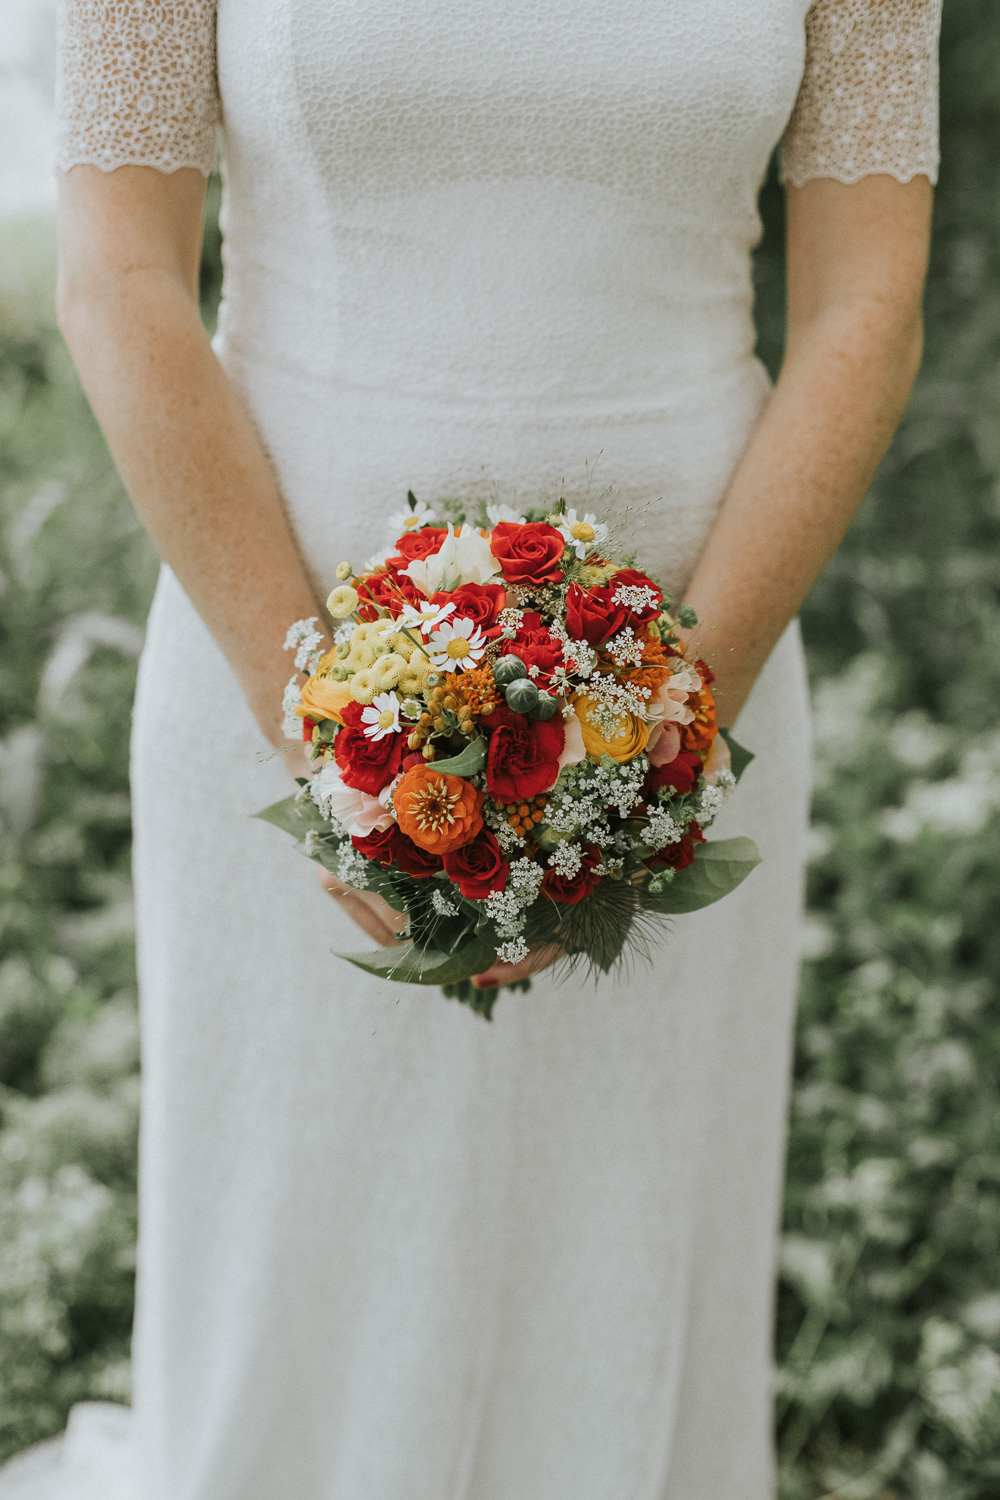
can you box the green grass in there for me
[2,9,1000,1491]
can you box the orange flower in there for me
[573,695,650,762]
[680,681,717,756]
[394,766,483,854]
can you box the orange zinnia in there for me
[681,683,718,755]
[394,766,483,854]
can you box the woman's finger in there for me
[314,866,407,947]
[472,942,562,990]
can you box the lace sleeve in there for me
[781,0,941,188]
[56,0,221,175]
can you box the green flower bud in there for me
[505,678,539,713]
[493,655,527,687]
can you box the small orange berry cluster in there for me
[504,795,548,836]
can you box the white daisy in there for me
[486,502,526,526]
[361,692,402,741]
[387,498,437,537]
[398,599,456,636]
[427,615,487,672]
[556,508,609,560]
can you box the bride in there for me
[3,1,939,1496]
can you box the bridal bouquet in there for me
[259,493,759,1017]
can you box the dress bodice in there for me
[55,2,941,415]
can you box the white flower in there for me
[398,599,456,637]
[365,550,392,572]
[361,692,402,741]
[387,498,437,537]
[281,675,303,740]
[427,615,487,672]
[313,763,394,838]
[556,509,608,559]
[486,503,526,526]
[402,523,501,595]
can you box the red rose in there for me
[608,568,664,623]
[541,844,602,904]
[645,750,702,800]
[431,581,507,638]
[350,825,442,878]
[334,701,405,794]
[355,567,422,621]
[482,703,565,802]
[442,830,508,898]
[389,527,448,563]
[501,610,562,684]
[489,521,566,586]
[302,716,316,743]
[351,826,400,867]
[564,582,629,647]
[648,822,705,872]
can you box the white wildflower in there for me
[612,581,661,615]
[547,842,583,878]
[605,626,645,669]
[336,845,371,889]
[282,675,304,739]
[431,889,459,918]
[643,806,685,851]
[496,937,530,965]
[398,599,456,637]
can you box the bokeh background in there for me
[2,3,1000,1495]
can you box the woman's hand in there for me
[472,942,562,990]
[313,865,409,948]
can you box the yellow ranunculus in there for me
[574,695,650,763]
[298,672,353,724]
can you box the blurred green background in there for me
[2,4,1000,1494]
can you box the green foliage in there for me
[2,7,1000,1486]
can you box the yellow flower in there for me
[298,672,353,724]
[326,584,360,618]
[398,664,427,696]
[335,561,353,581]
[372,653,407,690]
[349,668,379,705]
[574,695,650,762]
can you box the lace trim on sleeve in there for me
[56,0,221,176]
[781,0,941,188]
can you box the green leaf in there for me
[336,932,496,986]
[719,729,755,782]
[429,738,487,776]
[254,790,327,838]
[640,836,761,915]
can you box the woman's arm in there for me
[683,174,932,725]
[57,164,324,745]
[58,164,405,946]
[474,173,933,989]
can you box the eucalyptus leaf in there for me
[719,729,754,782]
[336,933,496,986]
[429,738,487,776]
[254,790,327,838]
[640,836,761,915]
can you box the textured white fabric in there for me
[5,3,940,1499]
[782,0,942,186]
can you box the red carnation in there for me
[645,750,702,800]
[482,704,565,802]
[302,716,316,743]
[430,581,507,639]
[564,581,629,647]
[389,527,448,564]
[442,830,508,899]
[501,610,562,684]
[350,824,442,878]
[489,521,566,586]
[541,844,602,904]
[648,822,705,872]
[334,701,404,795]
[355,567,422,621]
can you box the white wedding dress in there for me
[2,3,939,1497]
